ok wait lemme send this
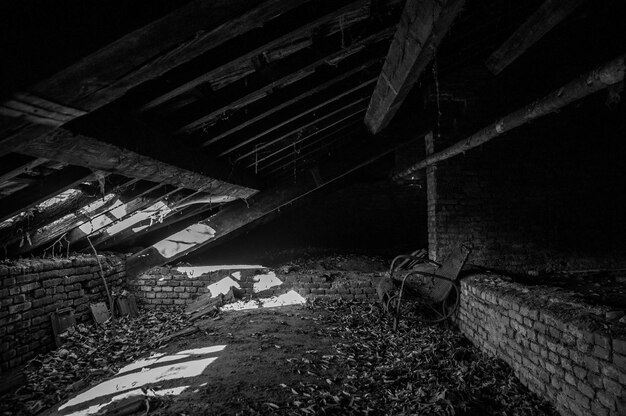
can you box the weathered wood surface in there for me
[0,166,92,222]
[218,78,377,156]
[365,0,465,134]
[141,0,382,113]
[486,0,585,75]
[201,58,382,147]
[8,128,257,198]
[8,180,155,256]
[241,105,368,165]
[393,55,626,180]
[0,155,47,184]
[177,26,394,134]
[126,136,420,277]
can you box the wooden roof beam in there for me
[0,155,48,184]
[176,26,395,134]
[6,128,257,198]
[241,106,367,166]
[0,166,93,223]
[364,0,465,134]
[201,58,383,147]
[126,137,417,277]
[218,79,376,156]
[9,179,156,256]
[486,0,586,75]
[394,55,625,180]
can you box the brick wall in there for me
[426,127,626,273]
[0,255,126,372]
[457,274,626,416]
[130,266,381,307]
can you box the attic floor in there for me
[46,298,556,416]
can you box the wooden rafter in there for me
[486,0,585,75]
[394,55,626,179]
[218,79,376,156]
[241,105,368,165]
[6,128,257,198]
[140,0,390,114]
[0,166,93,223]
[0,155,48,184]
[175,26,395,134]
[364,0,465,134]
[126,137,418,277]
[201,58,383,147]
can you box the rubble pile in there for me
[0,307,192,415]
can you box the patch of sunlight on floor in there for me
[59,356,218,411]
[253,271,282,293]
[176,265,266,277]
[222,290,306,311]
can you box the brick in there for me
[578,380,595,399]
[584,355,601,373]
[8,301,32,314]
[614,353,626,371]
[602,365,620,380]
[596,391,615,410]
[591,400,609,416]
[614,339,626,356]
[573,365,587,380]
[594,333,611,350]
[593,345,611,361]
[603,378,623,397]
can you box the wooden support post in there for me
[0,166,92,222]
[126,137,421,277]
[486,0,585,75]
[364,0,465,134]
[393,55,626,180]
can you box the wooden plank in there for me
[217,78,377,156]
[240,104,368,164]
[22,0,282,113]
[486,0,585,75]
[201,58,383,147]
[8,179,154,256]
[0,166,92,222]
[365,0,465,134]
[8,128,257,198]
[141,0,376,113]
[393,55,625,180]
[0,155,47,184]
[259,123,360,172]
[177,26,394,134]
[126,137,419,277]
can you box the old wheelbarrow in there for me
[377,246,470,329]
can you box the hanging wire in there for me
[432,54,442,140]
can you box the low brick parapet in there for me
[457,274,626,416]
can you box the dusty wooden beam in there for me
[7,128,257,198]
[486,0,585,75]
[0,167,93,222]
[394,55,626,180]
[126,137,418,277]
[0,156,48,184]
[141,0,383,113]
[176,27,394,134]
[221,85,374,157]
[243,108,367,167]
[8,179,155,256]
[234,98,369,163]
[365,0,465,134]
[201,58,382,147]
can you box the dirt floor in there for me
[0,255,567,416]
[10,299,556,416]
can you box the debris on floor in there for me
[0,307,193,416]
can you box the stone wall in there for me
[426,127,626,274]
[0,255,126,372]
[130,266,380,307]
[457,274,626,416]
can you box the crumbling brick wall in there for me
[458,274,626,416]
[0,255,126,372]
[426,128,626,274]
[130,266,380,307]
